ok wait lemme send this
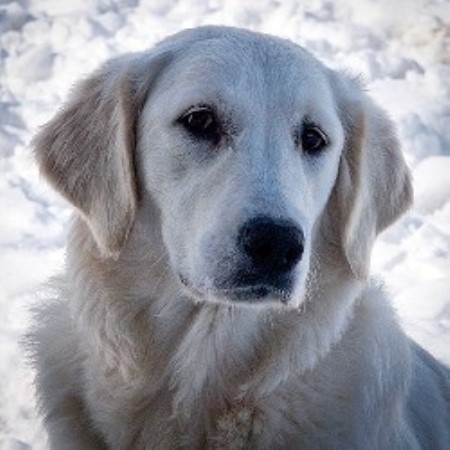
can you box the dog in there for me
[30,26,450,449]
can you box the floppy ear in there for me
[34,53,170,258]
[327,75,413,279]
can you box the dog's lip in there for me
[178,273,290,305]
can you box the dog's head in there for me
[34,27,412,308]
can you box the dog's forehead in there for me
[157,33,333,110]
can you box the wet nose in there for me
[238,216,304,278]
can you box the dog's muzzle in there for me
[180,216,304,305]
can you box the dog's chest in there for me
[88,368,364,450]
[83,285,405,450]
[85,313,365,450]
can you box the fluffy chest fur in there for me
[53,278,412,450]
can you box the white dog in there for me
[30,27,450,449]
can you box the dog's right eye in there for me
[178,106,222,146]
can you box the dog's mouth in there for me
[178,274,292,306]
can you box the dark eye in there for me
[178,106,222,146]
[300,125,328,155]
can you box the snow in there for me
[0,0,449,447]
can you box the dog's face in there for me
[138,36,345,306]
[34,27,412,308]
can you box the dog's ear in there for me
[34,52,170,258]
[327,74,413,279]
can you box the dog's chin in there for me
[178,274,297,308]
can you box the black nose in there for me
[238,217,304,278]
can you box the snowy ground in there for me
[1,0,449,448]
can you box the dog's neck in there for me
[66,217,364,429]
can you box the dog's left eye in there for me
[178,106,222,146]
[299,125,328,155]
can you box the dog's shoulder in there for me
[359,282,450,447]
[407,341,450,448]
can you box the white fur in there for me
[29,27,450,449]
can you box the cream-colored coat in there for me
[30,27,450,449]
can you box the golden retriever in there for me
[30,26,450,449]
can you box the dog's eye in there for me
[178,106,222,146]
[300,125,328,155]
